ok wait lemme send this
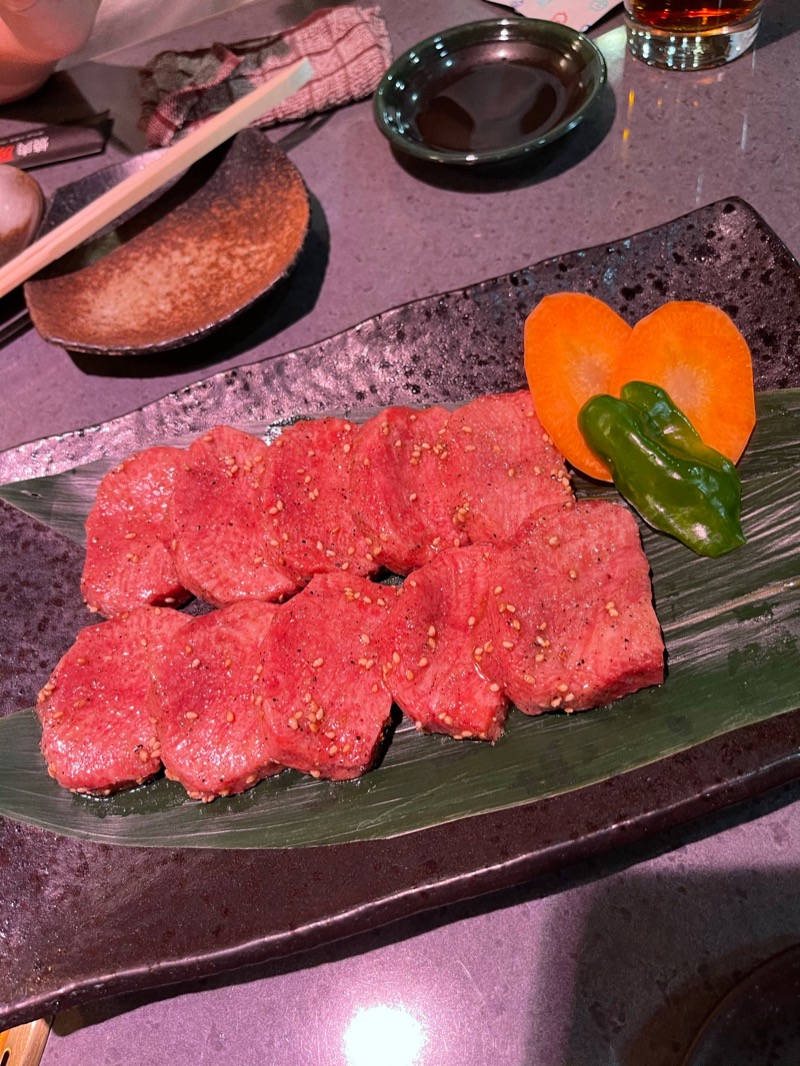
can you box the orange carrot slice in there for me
[610,301,755,463]
[524,292,632,481]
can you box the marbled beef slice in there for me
[438,390,574,544]
[348,405,468,575]
[149,599,282,802]
[378,544,508,741]
[81,445,191,617]
[484,500,665,714]
[266,417,381,583]
[169,425,297,607]
[260,571,396,780]
[37,605,187,794]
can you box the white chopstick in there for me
[0,57,313,301]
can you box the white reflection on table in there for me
[596,24,757,210]
[343,1003,427,1066]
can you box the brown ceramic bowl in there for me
[24,130,310,356]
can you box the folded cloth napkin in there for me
[138,5,392,148]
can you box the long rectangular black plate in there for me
[1,197,799,1030]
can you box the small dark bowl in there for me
[373,17,607,167]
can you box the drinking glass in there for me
[623,0,763,70]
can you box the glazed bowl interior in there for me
[24,130,310,357]
[374,17,607,167]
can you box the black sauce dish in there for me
[373,17,607,168]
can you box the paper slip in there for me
[486,0,622,32]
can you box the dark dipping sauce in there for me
[414,42,576,154]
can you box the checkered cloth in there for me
[138,5,392,148]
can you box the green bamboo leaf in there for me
[0,391,797,849]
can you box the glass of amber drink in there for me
[623,0,763,69]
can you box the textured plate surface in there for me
[23,130,310,355]
[1,198,800,1029]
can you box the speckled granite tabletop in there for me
[2,0,800,1063]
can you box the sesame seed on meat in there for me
[259,572,396,780]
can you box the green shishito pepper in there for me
[578,381,745,557]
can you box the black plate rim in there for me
[4,716,800,1032]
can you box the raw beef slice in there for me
[378,545,508,741]
[348,406,468,574]
[266,417,381,582]
[260,572,396,779]
[483,501,665,713]
[37,605,187,794]
[149,599,282,801]
[439,390,574,543]
[82,445,191,617]
[170,425,297,607]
